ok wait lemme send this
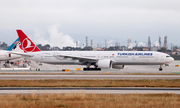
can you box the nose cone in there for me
[167,57,174,63]
[171,57,174,62]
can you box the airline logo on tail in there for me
[16,30,41,53]
[6,38,20,51]
[21,38,36,52]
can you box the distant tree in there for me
[158,47,167,53]
[137,47,143,51]
[82,46,93,51]
[44,44,50,50]
[1,42,8,50]
[173,46,179,51]
[37,44,42,48]
[63,46,74,51]
[37,44,51,51]
[170,54,180,60]
[107,46,115,51]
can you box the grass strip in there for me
[0,93,179,108]
[0,79,180,87]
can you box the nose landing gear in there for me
[159,65,163,71]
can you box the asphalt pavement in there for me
[0,87,179,94]
[0,75,180,80]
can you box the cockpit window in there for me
[166,56,170,57]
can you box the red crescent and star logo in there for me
[21,38,36,52]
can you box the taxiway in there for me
[0,87,179,94]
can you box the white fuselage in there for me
[23,51,174,65]
[0,50,21,61]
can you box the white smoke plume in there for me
[34,25,76,48]
[154,41,159,47]
[34,28,49,45]
[48,25,76,48]
[107,40,113,47]
[77,41,81,47]
[138,42,146,47]
[128,43,136,49]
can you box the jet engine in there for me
[112,64,125,69]
[96,59,112,69]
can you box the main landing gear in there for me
[159,65,163,71]
[83,63,101,71]
[83,68,101,71]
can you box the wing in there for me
[54,54,98,62]
[9,52,34,57]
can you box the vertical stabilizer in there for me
[16,30,41,53]
[6,38,20,51]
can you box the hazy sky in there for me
[0,0,180,48]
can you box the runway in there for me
[0,75,180,80]
[1,61,180,74]
[0,87,180,94]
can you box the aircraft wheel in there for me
[83,68,101,71]
[83,68,88,71]
[159,68,163,71]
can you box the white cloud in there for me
[1,0,180,29]
[0,0,180,48]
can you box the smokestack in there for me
[159,36,161,48]
[164,35,168,49]
[127,38,131,48]
[105,39,107,48]
[91,39,93,48]
[135,41,138,47]
[148,36,151,48]
[76,41,78,48]
[97,44,99,48]
[115,41,118,47]
[86,36,88,47]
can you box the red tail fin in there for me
[16,30,41,53]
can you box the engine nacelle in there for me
[112,64,125,69]
[96,59,112,69]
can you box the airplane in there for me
[11,30,174,71]
[0,38,21,61]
